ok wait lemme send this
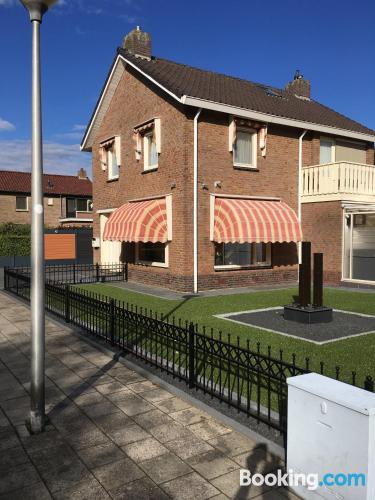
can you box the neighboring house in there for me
[0,168,93,228]
[81,27,375,292]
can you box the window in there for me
[214,242,271,268]
[106,143,119,180]
[16,196,28,211]
[144,132,158,170]
[233,129,257,168]
[320,138,334,164]
[66,198,92,217]
[136,242,167,267]
[320,137,366,164]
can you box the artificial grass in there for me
[76,283,375,385]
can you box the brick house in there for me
[0,168,93,228]
[81,27,375,292]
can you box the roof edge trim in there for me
[182,96,375,142]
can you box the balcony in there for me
[301,161,375,203]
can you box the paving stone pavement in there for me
[0,291,300,500]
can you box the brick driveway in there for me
[0,292,298,499]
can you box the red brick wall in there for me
[302,201,343,283]
[0,194,66,227]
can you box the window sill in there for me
[16,209,29,212]
[135,260,168,268]
[107,176,119,183]
[233,164,258,171]
[142,167,158,174]
[214,264,271,271]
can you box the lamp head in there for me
[20,0,58,22]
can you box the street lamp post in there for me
[20,0,57,434]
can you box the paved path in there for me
[0,291,298,499]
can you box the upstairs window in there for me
[320,137,366,164]
[16,196,28,211]
[229,117,262,169]
[133,118,161,171]
[100,136,121,180]
[233,129,257,168]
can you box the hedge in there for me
[0,235,31,256]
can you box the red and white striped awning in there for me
[103,198,169,243]
[212,197,302,243]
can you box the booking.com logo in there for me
[239,469,366,491]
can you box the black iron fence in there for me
[4,266,374,440]
[4,262,127,286]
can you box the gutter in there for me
[193,108,202,294]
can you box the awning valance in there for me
[212,197,302,243]
[103,197,170,243]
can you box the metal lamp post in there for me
[20,0,57,433]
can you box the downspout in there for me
[298,129,307,263]
[193,108,202,294]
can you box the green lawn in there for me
[77,283,375,385]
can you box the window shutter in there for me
[228,116,236,152]
[132,132,142,160]
[154,118,161,154]
[259,126,267,157]
[115,136,121,167]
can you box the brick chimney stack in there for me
[285,70,311,99]
[122,26,152,60]
[77,168,87,179]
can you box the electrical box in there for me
[287,373,375,500]
[92,237,100,248]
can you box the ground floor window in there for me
[214,242,271,268]
[343,212,375,282]
[136,242,168,267]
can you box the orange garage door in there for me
[44,234,76,260]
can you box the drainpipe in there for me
[193,108,202,294]
[298,129,307,263]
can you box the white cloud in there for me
[54,124,86,141]
[0,140,91,176]
[0,118,15,131]
[73,124,86,131]
[0,0,17,5]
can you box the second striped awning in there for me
[212,197,302,243]
[103,198,169,243]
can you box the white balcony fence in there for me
[302,161,375,202]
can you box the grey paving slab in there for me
[0,482,52,500]
[122,437,169,462]
[52,477,111,500]
[187,449,239,480]
[77,442,126,469]
[139,452,192,484]
[233,446,283,475]
[133,409,172,429]
[149,421,195,443]
[92,458,144,490]
[170,406,210,426]
[208,431,259,458]
[188,419,233,441]
[109,477,170,500]
[161,471,220,500]
[106,422,151,446]
[0,462,41,495]
[165,435,214,461]
[211,469,273,499]
[113,393,155,416]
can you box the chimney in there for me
[77,168,87,179]
[122,26,152,60]
[285,70,311,99]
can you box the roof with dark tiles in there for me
[118,48,374,136]
[0,170,92,196]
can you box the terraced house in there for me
[81,27,375,292]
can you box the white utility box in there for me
[287,373,375,500]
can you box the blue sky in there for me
[0,0,374,177]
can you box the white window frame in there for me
[233,128,258,169]
[107,143,119,181]
[214,242,271,270]
[143,131,159,171]
[135,242,169,268]
[320,136,335,164]
[15,195,29,212]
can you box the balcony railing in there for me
[302,161,375,202]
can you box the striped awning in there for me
[212,197,302,243]
[103,198,169,243]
